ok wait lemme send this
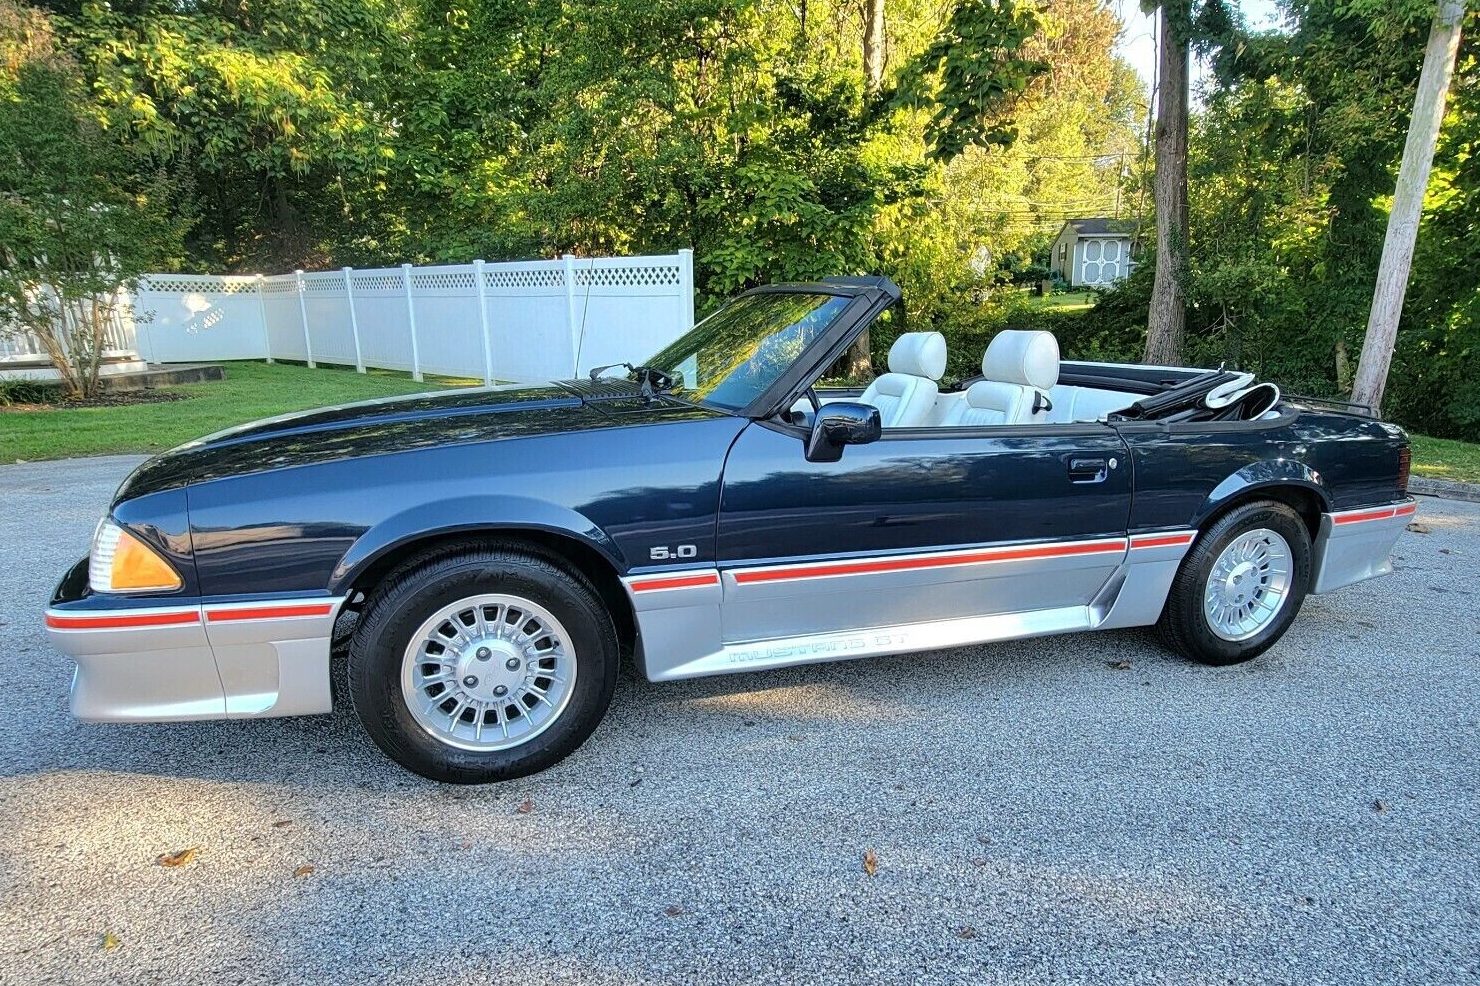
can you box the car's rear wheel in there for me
[349,547,618,783]
[1157,500,1312,666]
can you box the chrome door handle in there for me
[1068,456,1108,484]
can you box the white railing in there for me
[129,251,697,384]
[0,288,138,365]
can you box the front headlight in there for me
[89,518,183,593]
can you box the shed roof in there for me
[1063,217,1135,237]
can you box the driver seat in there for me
[858,332,946,428]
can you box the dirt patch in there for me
[0,389,191,411]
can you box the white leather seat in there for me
[941,330,1059,427]
[859,332,946,428]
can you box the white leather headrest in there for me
[983,330,1059,391]
[887,332,946,381]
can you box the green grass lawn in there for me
[1408,433,1480,485]
[1022,290,1096,313]
[2,361,473,462]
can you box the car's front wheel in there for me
[1157,500,1313,666]
[349,546,618,783]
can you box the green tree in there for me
[0,0,186,397]
[64,0,403,269]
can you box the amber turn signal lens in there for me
[89,520,182,593]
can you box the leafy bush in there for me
[0,377,59,407]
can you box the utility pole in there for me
[845,0,888,381]
[1351,0,1466,413]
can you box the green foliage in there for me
[892,0,1047,160]
[1101,1,1480,440]
[0,0,187,397]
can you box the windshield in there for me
[641,292,853,411]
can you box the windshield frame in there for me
[643,279,899,419]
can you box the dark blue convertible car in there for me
[46,278,1415,782]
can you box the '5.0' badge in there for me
[649,544,698,560]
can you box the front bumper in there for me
[1310,498,1417,594]
[47,558,343,722]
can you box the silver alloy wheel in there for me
[1203,528,1293,642]
[400,593,576,752]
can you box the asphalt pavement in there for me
[0,454,1476,985]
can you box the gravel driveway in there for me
[1,455,1476,985]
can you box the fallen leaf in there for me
[663,904,685,917]
[271,819,293,828]
[516,797,534,814]
[157,847,198,868]
[1439,548,1451,555]
[862,849,878,877]
[1373,799,1389,813]
[100,931,121,951]
[456,838,473,850]
[1407,522,1431,534]
[293,864,315,878]
[956,926,979,940]
[976,834,993,845]
[970,857,989,867]
[629,778,642,788]
[1107,660,1132,671]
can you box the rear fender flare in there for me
[1192,461,1333,529]
[329,495,624,595]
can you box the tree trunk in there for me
[1351,0,1465,414]
[862,0,886,87]
[846,0,888,380]
[1144,3,1189,367]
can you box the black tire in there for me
[1157,500,1313,666]
[348,547,618,783]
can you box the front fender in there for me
[329,495,624,594]
[1192,459,1333,528]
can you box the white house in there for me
[1051,218,1136,287]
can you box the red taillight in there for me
[1397,446,1411,494]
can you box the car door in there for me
[714,419,1133,646]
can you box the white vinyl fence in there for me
[130,251,696,384]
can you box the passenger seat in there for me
[940,330,1059,426]
[858,332,947,428]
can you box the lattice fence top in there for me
[301,273,344,294]
[574,263,681,287]
[139,276,259,295]
[412,270,478,291]
[484,267,568,290]
[350,272,405,292]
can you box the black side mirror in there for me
[804,402,882,462]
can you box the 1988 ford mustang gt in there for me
[47,277,1415,782]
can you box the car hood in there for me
[113,379,729,504]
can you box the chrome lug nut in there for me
[462,675,479,688]
[493,684,509,697]
[505,657,521,671]
[475,647,492,660]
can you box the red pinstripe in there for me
[205,603,335,622]
[46,610,199,630]
[629,573,722,593]
[1131,533,1197,549]
[731,539,1129,585]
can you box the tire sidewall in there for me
[350,553,617,783]
[1173,502,1313,665]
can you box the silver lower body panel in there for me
[1311,498,1417,594]
[48,598,343,722]
[628,531,1196,682]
